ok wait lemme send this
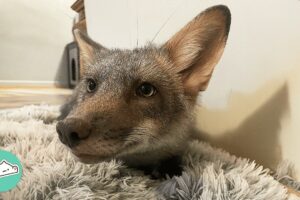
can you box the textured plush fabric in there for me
[0,105,297,200]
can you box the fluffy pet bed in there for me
[0,105,299,200]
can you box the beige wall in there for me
[0,0,75,86]
[196,69,300,178]
[85,0,300,179]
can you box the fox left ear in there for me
[164,5,231,97]
[73,29,106,74]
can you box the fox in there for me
[56,5,231,178]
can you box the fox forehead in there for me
[82,45,175,87]
[99,46,161,66]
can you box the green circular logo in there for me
[0,150,22,192]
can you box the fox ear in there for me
[164,5,231,97]
[73,29,106,72]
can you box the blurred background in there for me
[0,0,299,180]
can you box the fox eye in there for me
[137,82,157,97]
[86,79,97,93]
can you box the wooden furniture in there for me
[71,0,86,32]
[71,0,86,78]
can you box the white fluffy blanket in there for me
[0,105,296,200]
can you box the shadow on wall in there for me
[55,19,78,88]
[54,46,69,88]
[196,83,290,170]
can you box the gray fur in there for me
[0,105,297,200]
[275,162,300,192]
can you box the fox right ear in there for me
[163,5,231,97]
[73,29,106,71]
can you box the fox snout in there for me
[56,118,91,148]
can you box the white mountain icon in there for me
[0,160,19,178]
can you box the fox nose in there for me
[56,118,90,148]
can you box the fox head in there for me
[57,5,231,166]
